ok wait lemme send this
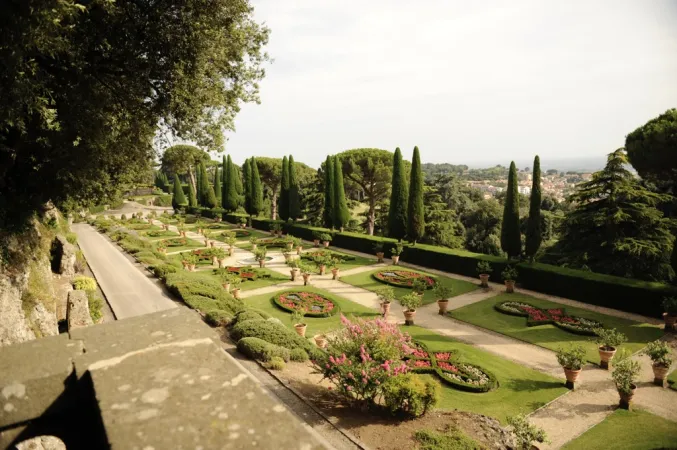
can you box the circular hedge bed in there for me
[147,230,179,238]
[162,237,188,247]
[254,237,289,249]
[372,270,436,289]
[234,229,251,238]
[495,301,602,336]
[301,250,355,263]
[272,291,338,317]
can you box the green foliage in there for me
[250,157,264,216]
[413,427,483,450]
[242,158,252,214]
[432,284,453,300]
[388,147,409,240]
[507,414,549,449]
[399,293,422,311]
[221,155,228,206]
[65,233,78,245]
[625,108,677,186]
[237,337,290,362]
[643,340,673,367]
[501,162,521,258]
[663,296,677,314]
[332,155,351,228]
[172,174,187,209]
[611,350,641,394]
[151,263,178,280]
[464,199,503,256]
[165,272,243,315]
[279,156,290,221]
[236,310,265,323]
[87,290,103,323]
[525,155,542,259]
[407,146,425,243]
[553,149,673,281]
[265,356,286,370]
[381,373,439,417]
[556,344,586,370]
[593,327,627,349]
[323,155,335,228]
[230,319,313,351]
[501,265,518,281]
[73,276,97,291]
[199,161,218,208]
[476,261,492,274]
[289,348,309,362]
[205,309,233,327]
[214,166,222,203]
[374,286,395,303]
[223,155,239,212]
[288,155,301,221]
[188,183,198,208]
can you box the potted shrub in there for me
[195,219,204,234]
[285,238,295,251]
[643,340,673,386]
[300,263,313,286]
[390,242,404,265]
[225,235,237,256]
[330,259,340,280]
[507,414,549,450]
[501,265,518,293]
[294,237,303,255]
[611,350,641,409]
[239,216,247,229]
[220,272,238,292]
[230,277,242,299]
[476,261,492,288]
[314,254,331,275]
[411,278,427,296]
[662,297,677,331]
[212,248,227,268]
[183,253,199,272]
[178,225,187,237]
[270,222,282,237]
[255,247,268,268]
[400,293,421,325]
[312,231,322,247]
[374,241,385,263]
[314,334,327,349]
[433,285,453,315]
[291,310,307,337]
[375,286,395,317]
[156,245,167,255]
[249,236,258,251]
[320,232,332,248]
[288,260,300,281]
[282,251,293,263]
[593,327,627,370]
[556,344,586,389]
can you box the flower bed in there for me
[403,341,497,393]
[495,301,603,335]
[146,230,179,238]
[162,237,188,247]
[273,290,338,317]
[254,237,288,249]
[234,229,251,238]
[216,266,270,281]
[373,270,437,289]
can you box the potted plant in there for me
[374,241,385,263]
[239,216,247,229]
[314,334,327,349]
[476,261,493,288]
[400,293,421,325]
[643,340,673,386]
[183,253,199,272]
[501,265,518,293]
[411,278,427,296]
[556,344,586,389]
[212,248,227,267]
[375,286,395,318]
[300,263,313,286]
[288,259,300,281]
[282,251,293,263]
[230,277,242,299]
[224,234,237,256]
[662,297,677,331]
[291,310,307,337]
[270,222,282,237]
[330,259,340,280]
[255,247,268,268]
[611,350,641,409]
[195,219,204,234]
[219,272,238,292]
[249,235,258,251]
[314,254,331,275]
[178,225,187,237]
[390,242,404,265]
[507,414,549,450]
[285,238,295,252]
[320,232,332,248]
[593,327,627,370]
[433,285,453,315]
[156,245,167,255]
[312,231,322,247]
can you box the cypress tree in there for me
[196,163,202,204]
[188,183,198,208]
[250,157,264,217]
[323,155,335,228]
[214,166,222,203]
[221,155,228,208]
[171,174,187,209]
[223,155,239,212]
[242,158,252,214]
[198,162,214,207]
[501,161,522,258]
[234,165,243,207]
[279,156,290,221]
[407,146,425,243]
[525,155,542,260]
[333,155,350,229]
[288,155,301,221]
[388,147,409,240]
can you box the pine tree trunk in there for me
[367,196,376,235]
[271,190,278,220]
[188,166,197,194]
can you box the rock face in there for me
[0,275,36,346]
[15,435,67,450]
[30,303,59,338]
[67,290,93,329]
[53,236,76,278]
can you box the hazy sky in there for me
[222,0,677,168]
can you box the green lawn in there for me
[244,287,380,336]
[341,267,478,305]
[668,368,676,392]
[562,409,677,450]
[138,230,180,241]
[299,249,377,274]
[211,228,269,243]
[405,326,568,422]
[196,267,290,291]
[451,293,662,364]
[161,238,205,253]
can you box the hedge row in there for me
[221,215,675,317]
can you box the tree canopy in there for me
[288,155,301,221]
[407,146,425,243]
[171,174,187,210]
[323,156,335,229]
[388,148,409,240]
[250,157,264,217]
[332,155,351,229]
[525,155,542,259]
[279,156,290,221]
[223,155,239,212]
[625,109,677,188]
[501,161,522,258]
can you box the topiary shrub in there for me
[230,319,312,352]
[381,373,440,417]
[73,276,97,291]
[151,263,178,280]
[235,310,265,323]
[237,337,290,362]
[165,272,243,315]
[205,310,234,327]
[289,348,309,362]
[265,356,286,371]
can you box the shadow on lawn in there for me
[504,378,564,392]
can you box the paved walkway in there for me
[72,224,177,319]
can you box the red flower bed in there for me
[435,352,452,361]
[273,291,338,317]
[438,361,459,373]
[372,270,436,289]
[495,301,603,335]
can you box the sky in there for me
[220,0,677,169]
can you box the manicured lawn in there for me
[561,409,677,450]
[341,267,478,306]
[244,287,380,337]
[405,326,568,422]
[193,266,290,291]
[138,230,180,241]
[160,238,205,253]
[668,368,676,392]
[211,228,269,242]
[451,293,662,364]
[299,249,377,274]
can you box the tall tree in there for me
[250,157,264,217]
[333,155,351,229]
[242,158,252,214]
[388,147,409,240]
[501,161,522,258]
[465,199,503,256]
[255,157,282,219]
[625,109,677,189]
[288,155,301,221]
[525,155,542,260]
[171,174,187,210]
[214,166,222,203]
[234,164,244,207]
[407,146,425,243]
[323,156,335,228]
[200,161,218,208]
[188,183,198,208]
[279,156,290,221]
[195,160,203,204]
[554,149,674,281]
[223,155,239,212]
[221,155,228,208]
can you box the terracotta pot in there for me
[314,336,327,349]
[618,384,637,409]
[297,246,303,255]
[258,260,265,268]
[294,324,307,337]
[251,244,257,251]
[197,228,202,234]
[479,273,490,288]
[313,239,320,247]
[222,283,231,292]
[277,231,283,237]
[392,255,400,265]
[504,280,515,293]
[216,217,222,222]
[228,247,234,256]
[212,256,218,266]
[210,241,215,248]
[287,243,294,251]
[437,299,449,315]
[319,265,326,275]
[181,261,188,269]
[331,268,340,280]
[231,288,241,299]
[204,239,209,246]
[240,223,246,229]
[404,309,416,326]
[381,302,391,317]
[563,367,581,384]
[189,264,196,272]
[598,346,617,370]
[323,241,330,248]
[376,252,385,263]
[290,269,299,281]
[302,274,311,286]
[218,258,226,268]
[664,313,677,331]
[181,231,186,237]
[652,363,670,386]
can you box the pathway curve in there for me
[72,224,177,319]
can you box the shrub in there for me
[593,327,627,350]
[236,310,265,323]
[399,293,422,312]
[413,427,483,450]
[663,297,677,314]
[476,261,492,275]
[87,290,103,323]
[237,337,290,362]
[65,233,78,245]
[643,340,673,368]
[381,373,440,417]
[151,263,178,280]
[556,345,586,370]
[501,265,518,281]
[265,356,286,371]
[611,350,641,394]
[507,414,549,450]
[289,348,309,362]
[205,310,233,327]
[75,250,86,273]
[230,319,312,352]
[262,345,291,363]
[73,276,97,291]
[165,272,243,314]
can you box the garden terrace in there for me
[299,249,377,272]
[273,290,339,317]
[159,237,205,253]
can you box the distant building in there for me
[518,185,531,195]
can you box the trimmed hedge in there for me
[205,310,234,327]
[237,337,291,362]
[230,319,312,352]
[165,272,243,315]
